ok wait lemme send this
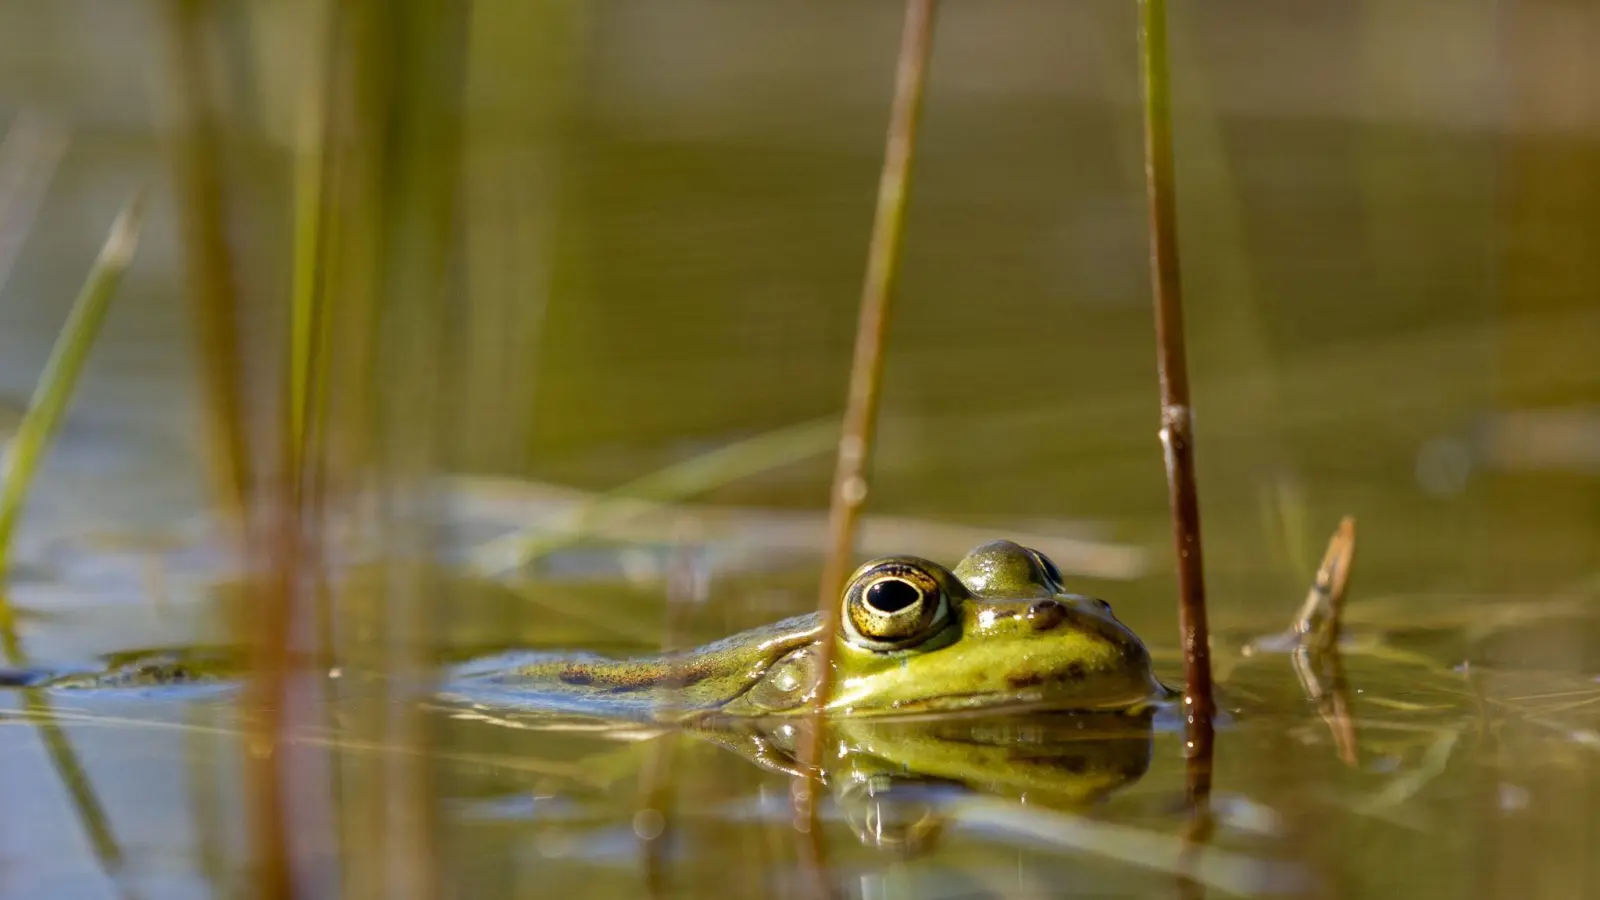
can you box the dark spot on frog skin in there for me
[1026,599,1067,632]
[559,668,594,686]
[1006,660,1088,690]
[1007,671,1046,690]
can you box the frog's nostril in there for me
[1026,599,1068,632]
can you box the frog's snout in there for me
[1026,599,1069,632]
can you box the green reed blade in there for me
[0,187,145,897]
[0,191,147,576]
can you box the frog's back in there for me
[441,613,821,721]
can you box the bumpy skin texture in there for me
[448,540,1166,720]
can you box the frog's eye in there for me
[843,560,950,651]
[1024,547,1065,588]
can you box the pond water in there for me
[5,580,1600,899]
[1,2,1599,898]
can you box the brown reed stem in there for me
[794,0,938,821]
[164,0,253,527]
[243,476,296,899]
[1137,0,1216,801]
[165,2,289,890]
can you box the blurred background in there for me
[0,1,1596,898]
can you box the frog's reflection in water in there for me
[735,707,1156,853]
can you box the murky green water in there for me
[2,1,1600,898]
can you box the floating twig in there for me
[1289,517,1360,765]
[796,0,938,820]
[1292,515,1358,655]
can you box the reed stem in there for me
[796,0,938,820]
[1137,0,1216,799]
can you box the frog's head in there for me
[817,540,1161,715]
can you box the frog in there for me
[0,540,1170,726]
[442,539,1171,721]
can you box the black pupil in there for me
[865,579,922,613]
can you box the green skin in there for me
[450,539,1170,720]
